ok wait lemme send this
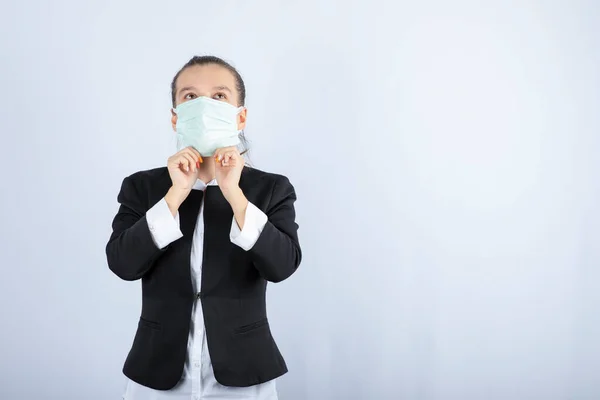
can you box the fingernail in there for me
[196,161,200,168]
[198,157,203,164]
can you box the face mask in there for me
[174,96,244,157]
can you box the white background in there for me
[1,1,599,399]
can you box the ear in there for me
[171,109,177,132]
[237,107,247,131]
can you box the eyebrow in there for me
[177,85,232,96]
[213,85,232,93]
[178,86,197,96]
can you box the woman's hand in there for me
[167,146,202,190]
[214,146,249,228]
[164,147,202,216]
[214,146,245,200]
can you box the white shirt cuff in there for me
[230,202,268,251]
[146,198,183,250]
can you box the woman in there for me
[106,55,302,400]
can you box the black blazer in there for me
[105,166,301,390]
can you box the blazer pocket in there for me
[139,317,162,330]
[233,318,268,334]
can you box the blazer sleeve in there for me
[249,175,302,283]
[105,175,166,281]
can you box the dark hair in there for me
[170,55,246,107]
[170,55,249,156]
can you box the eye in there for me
[213,92,227,101]
[184,93,197,100]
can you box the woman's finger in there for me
[183,148,202,165]
[214,149,225,164]
[188,147,202,160]
[180,146,200,159]
[182,153,197,172]
[215,146,238,162]
[184,155,194,172]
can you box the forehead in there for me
[176,64,236,92]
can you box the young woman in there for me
[106,55,302,400]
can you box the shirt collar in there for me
[192,178,218,191]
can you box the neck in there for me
[196,157,216,183]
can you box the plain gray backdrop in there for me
[1,1,599,399]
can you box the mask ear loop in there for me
[240,133,251,168]
[238,127,250,166]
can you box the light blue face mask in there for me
[174,96,244,157]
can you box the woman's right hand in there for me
[167,147,202,190]
[165,147,202,215]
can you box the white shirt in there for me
[122,179,278,400]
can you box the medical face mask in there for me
[174,96,244,157]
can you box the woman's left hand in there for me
[214,146,245,202]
